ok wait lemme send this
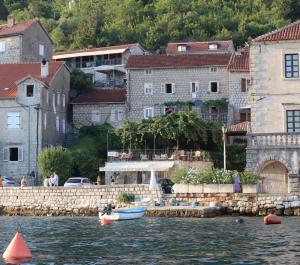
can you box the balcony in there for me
[247,132,300,148]
[107,149,211,162]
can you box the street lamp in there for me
[222,125,227,171]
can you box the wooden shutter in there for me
[3,147,8,161]
[18,147,23,161]
[241,78,247,92]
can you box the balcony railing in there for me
[248,132,300,148]
[107,149,211,162]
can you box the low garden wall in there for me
[0,185,162,216]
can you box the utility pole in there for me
[222,125,227,171]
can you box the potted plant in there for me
[240,171,259,193]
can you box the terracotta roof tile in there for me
[0,61,65,98]
[71,89,126,104]
[228,50,249,72]
[125,54,231,69]
[0,20,37,37]
[166,40,233,54]
[54,43,140,57]
[253,21,300,42]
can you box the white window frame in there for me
[178,45,187,52]
[39,44,45,56]
[62,94,66,108]
[209,67,217,73]
[0,41,5,53]
[57,93,61,106]
[3,146,23,162]
[144,107,154,119]
[161,83,175,94]
[190,81,199,93]
[209,81,219,93]
[91,110,101,122]
[62,119,66,133]
[56,116,60,132]
[144,83,153,95]
[7,112,20,129]
[144,69,152,75]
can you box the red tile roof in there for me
[0,61,65,98]
[71,89,126,104]
[126,54,231,69]
[0,19,37,37]
[253,20,300,42]
[228,50,249,72]
[226,121,249,134]
[166,40,233,54]
[54,43,140,57]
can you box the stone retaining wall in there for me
[163,193,300,216]
[0,185,161,216]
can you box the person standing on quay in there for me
[51,172,59,186]
[21,176,27,187]
[0,175,2,187]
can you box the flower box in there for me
[218,184,235,193]
[203,184,234,193]
[188,184,203,193]
[242,184,259,194]
[173,184,189,193]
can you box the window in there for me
[62,94,66,107]
[161,83,175,94]
[190,82,199,93]
[285,54,299,78]
[0,41,5,52]
[7,112,20,128]
[144,83,153,95]
[39,44,45,56]
[91,110,101,122]
[57,93,61,105]
[26,84,34,97]
[209,67,217,73]
[287,110,300,132]
[241,78,249,92]
[3,147,23,162]
[209,81,219,93]
[44,112,47,129]
[62,119,66,133]
[144,69,152,75]
[240,110,251,122]
[178,45,187,52]
[144,107,154,119]
[209,43,218,50]
[56,116,59,132]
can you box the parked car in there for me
[158,178,174,194]
[2,176,15,187]
[63,177,93,187]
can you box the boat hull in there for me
[99,207,147,221]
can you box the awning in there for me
[99,161,175,172]
[240,104,251,110]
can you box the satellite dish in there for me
[69,89,78,98]
[194,99,203,108]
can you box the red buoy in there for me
[3,232,32,261]
[101,218,111,226]
[264,214,281,225]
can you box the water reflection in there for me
[0,217,299,264]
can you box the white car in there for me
[2,176,15,187]
[63,177,93,187]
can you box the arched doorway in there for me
[259,161,288,193]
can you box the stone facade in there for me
[0,20,53,64]
[72,102,126,128]
[0,64,70,181]
[127,66,229,122]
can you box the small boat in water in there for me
[99,207,147,221]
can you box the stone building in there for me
[247,21,300,193]
[53,43,147,86]
[71,89,126,128]
[166,40,234,55]
[125,54,231,122]
[0,15,53,64]
[0,61,70,181]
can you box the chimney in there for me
[41,58,49,78]
[7,15,15,28]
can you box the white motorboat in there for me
[99,207,147,221]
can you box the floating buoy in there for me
[236,218,244,224]
[3,231,32,261]
[264,214,281,225]
[101,218,110,226]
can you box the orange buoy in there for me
[264,214,281,225]
[3,232,32,260]
[101,218,110,226]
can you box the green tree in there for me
[38,146,72,184]
[70,69,93,94]
[0,0,8,21]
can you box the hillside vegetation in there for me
[1,0,299,52]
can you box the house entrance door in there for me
[260,161,288,193]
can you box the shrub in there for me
[116,193,135,204]
[38,147,72,185]
[171,167,188,183]
[240,171,258,185]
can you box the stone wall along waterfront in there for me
[0,185,162,216]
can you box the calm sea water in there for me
[0,216,299,265]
